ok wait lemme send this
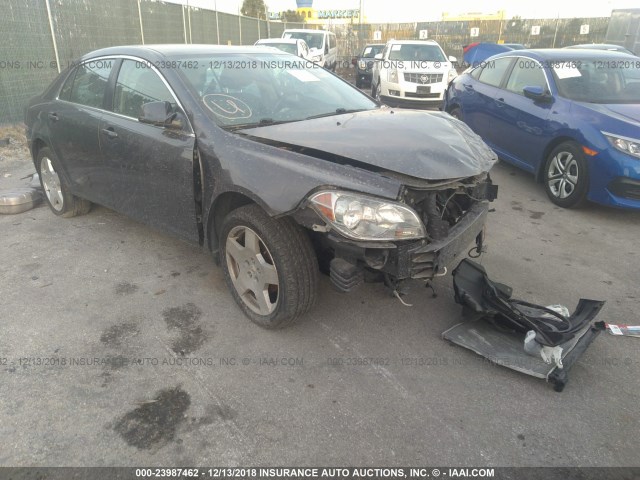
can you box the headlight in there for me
[358,60,366,70]
[603,132,640,159]
[309,191,426,241]
[448,68,458,82]
[311,55,322,63]
[388,68,398,83]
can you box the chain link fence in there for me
[0,0,611,124]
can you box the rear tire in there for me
[219,204,318,328]
[36,147,91,218]
[543,142,589,208]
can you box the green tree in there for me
[281,9,304,22]
[241,0,267,19]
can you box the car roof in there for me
[256,38,300,44]
[565,43,629,50]
[386,39,439,45]
[283,29,328,33]
[490,48,638,61]
[80,44,277,60]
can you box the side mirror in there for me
[523,85,553,103]
[374,53,383,60]
[448,55,458,63]
[139,101,180,128]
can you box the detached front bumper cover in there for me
[444,259,606,391]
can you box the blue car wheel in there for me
[543,142,589,208]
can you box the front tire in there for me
[543,142,589,208]
[37,147,91,217]
[220,204,318,328]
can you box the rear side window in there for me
[113,60,175,118]
[68,60,114,108]
[58,69,76,101]
[506,59,547,94]
[477,57,513,87]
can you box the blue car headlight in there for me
[602,132,640,160]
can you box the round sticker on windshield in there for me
[203,94,253,120]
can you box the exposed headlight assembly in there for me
[448,68,458,82]
[388,68,398,83]
[603,132,640,159]
[309,191,426,241]
[358,60,366,70]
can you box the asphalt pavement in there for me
[1,144,639,467]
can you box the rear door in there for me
[99,59,199,243]
[48,59,116,202]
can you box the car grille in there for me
[405,92,440,99]
[404,73,443,84]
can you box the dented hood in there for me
[239,108,498,180]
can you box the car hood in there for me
[239,109,497,180]
[582,103,640,126]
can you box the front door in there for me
[99,59,199,243]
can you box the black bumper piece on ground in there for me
[443,258,606,391]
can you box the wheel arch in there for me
[206,190,265,256]
[30,138,48,166]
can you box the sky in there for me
[171,0,640,22]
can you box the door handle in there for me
[495,97,505,107]
[101,127,118,139]
[48,112,59,121]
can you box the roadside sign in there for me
[470,27,479,37]
[580,24,590,34]
[373,30,382,41]
[419,29,428,39]
[531,25,540,35]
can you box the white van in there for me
[282,29,337,70]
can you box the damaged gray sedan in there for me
[25,45,498,328]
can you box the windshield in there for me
[284,31,324,50]
[362,45,383,58]
[176,53,377,127]
[388,44,446,62]
[552,59,640,104]
[259,43,297,55]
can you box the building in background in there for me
[441,10,506,21]
[269,0,362,25]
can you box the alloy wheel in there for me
[547,151,579,199]
[225,226,279,316]
[40,156,64,211]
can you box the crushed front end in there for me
[295,172,498,293]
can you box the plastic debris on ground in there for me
[442,258,606,391]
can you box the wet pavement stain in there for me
[100,323,140,347]
[510,201,523,211]
[529,210,545,219]
[114,387,191,450]
[115,282,139,295]
[162,303,207,355]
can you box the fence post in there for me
[239,10,242,44]
[182,5,187,43]
[215,0,220,44]
[187,2,192,43]
[44,0,61,73]
[137,0,145,44]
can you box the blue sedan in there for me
[444,49,640,209]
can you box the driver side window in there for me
[505,59,547,94]
[113,60,175,119]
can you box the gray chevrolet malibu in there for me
[26,45,498,328]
